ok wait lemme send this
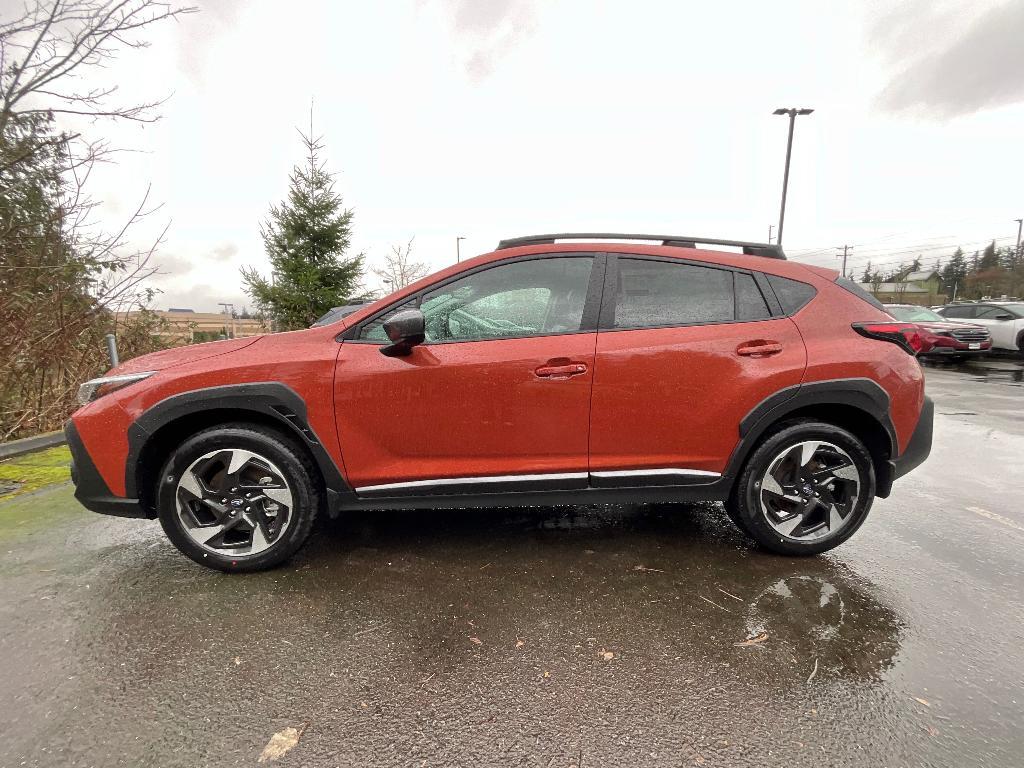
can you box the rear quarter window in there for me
[767,275,817,314]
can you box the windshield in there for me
[996,303,1024,317]
[887,306,945,322]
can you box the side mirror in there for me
[380,308,425,357]
[994,313,1014,321]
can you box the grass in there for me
[0,445,72,500]
[0,446,81,540]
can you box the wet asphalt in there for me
[1,361,1023,767]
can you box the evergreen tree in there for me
[861,261,873,283]
[941,248,967,298]
[241,128,365,330]
[978,241,998,271]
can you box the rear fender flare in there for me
[725,378,898,488]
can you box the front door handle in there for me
[535,362,588,379]
[736,340,783,357]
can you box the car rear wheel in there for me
[157,424,320,572]
[726,420,876,556]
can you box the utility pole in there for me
[772,107,814,246]
[456,236,466,263]
[218,302,236,339]
[768,224,775,244]
[837,244,850,278]
[1015,218,1022,263]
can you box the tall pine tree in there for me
[242,127,364,330]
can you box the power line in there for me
[794,237,1015,271]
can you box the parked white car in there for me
[937,302,1024,352]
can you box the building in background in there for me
[862,270,946,306]
[123,309,268,344]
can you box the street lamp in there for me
[772,107,814,246]
[456,236,466,263]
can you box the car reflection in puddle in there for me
[740,571,903,681]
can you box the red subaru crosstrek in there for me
[67,234,933,571]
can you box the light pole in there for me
[772,107,814,246]
[1015,218,1022,261]
[767,224,775,244]
[456,236,466,263]
[837,244,850,278]
[218,302,236,339]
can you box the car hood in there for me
[110,336,263,375]
[918,321,987,333]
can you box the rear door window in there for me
[608,258,734,329]
[941,305,977,319]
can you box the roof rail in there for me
[495,233,786,260]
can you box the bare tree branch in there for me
[371,238,429,291]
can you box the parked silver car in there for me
[936,302,1024,352]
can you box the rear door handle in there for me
[535,362,588,379]
[736,340,783,357]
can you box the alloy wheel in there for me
[175,448,293,557]
[757,440,860,541]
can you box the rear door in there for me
[588,255,807,484]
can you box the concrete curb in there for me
[0,430,67,461]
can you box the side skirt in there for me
[345,470,730,512]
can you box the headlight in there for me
[77,371,157,405]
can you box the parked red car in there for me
[67,234,933,571]
[884,304,991,360]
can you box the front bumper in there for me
[65,421,146,518]
[922,345,990,357]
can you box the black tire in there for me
[157,423,321,572]
[727,420,876,556]
[724,495,754,538]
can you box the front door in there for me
[588,256,807,483]
[970,305,1018,349]
[335,255,602,495]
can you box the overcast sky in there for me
[34,0,1024,311]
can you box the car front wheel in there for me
[726,420,876,556]
[157,424,320,572]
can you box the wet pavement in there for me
[2,362,1023,767]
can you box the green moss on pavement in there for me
[0,445,72,500]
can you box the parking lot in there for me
[1,361,1022,768]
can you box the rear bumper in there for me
[922,346,990,357]
[65,421,147,518]
[889,395,934,482]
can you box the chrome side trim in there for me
[590,468,721,479]
[356,472,589,494]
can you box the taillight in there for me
[852,322,933,355]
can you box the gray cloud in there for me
[153,251,195,277]
[153,242,237,278]
[155,281,250,314]
[175,0,248,82]
[210,242,239,261]
[874,1,1024,117]
[429,0,538,80]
